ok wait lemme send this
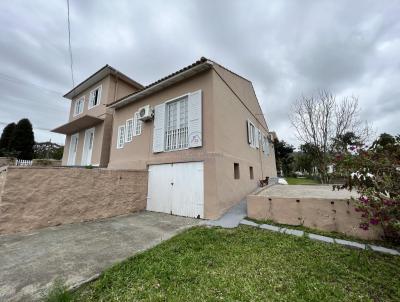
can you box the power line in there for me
[66,0,75,88]
[0,72,63,95]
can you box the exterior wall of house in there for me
[108,70,216,169]
[68,76,111,121]
[61,75,139,166]
[211,65,277,216]
[61,121,105,166]
[0,167,147,235]
[107,65,277,219]
[108,69,219,218]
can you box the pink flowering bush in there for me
[334,134,400,242]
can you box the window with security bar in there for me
[165,96,189,151]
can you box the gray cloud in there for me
[0,0,399,146]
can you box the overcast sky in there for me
[1,0,399,147]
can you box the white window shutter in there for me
[264,137,270,156]
[247,120,251,144]
[188,90,202,148]
[255,128,260,149]
[89,91,94,107]
[153,103,166,153]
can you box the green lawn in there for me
[72,226,400,302]
[285,177,320,185]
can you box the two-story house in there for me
[53,57,277,219]
[52,65,143,167]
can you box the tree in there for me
[33,141,64,160]
[331,131,362,154]
[334,133,400,242]
[274,139,294,176]
[294,143,319,175]
[0,122,16,156]
[9,118,35,160]
[290,90,370,183]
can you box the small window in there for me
[234,163,240,179]
[125,119,134,142]
[249,166,254,179]
[74,97,84,116]
[117,125,125,149]
[133,112,142,136]
[89,85,102,109]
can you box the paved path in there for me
[0,212,199,301]
[206,199,247,228]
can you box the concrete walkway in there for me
[0,212,199,301]
[206,199,247,228]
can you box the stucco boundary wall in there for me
[0,167,148,235]
[247,185,383,241]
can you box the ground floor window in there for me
[234,163,240,179]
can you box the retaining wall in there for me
[247,185,383,240]
[0,167,148,234]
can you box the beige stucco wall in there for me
[0,157,16,167]
[61,75,139,167]
[0,167,148,235]
[211,65,277,216]
[247,188,383,240]
[108,66,277,219]
[62,121,105,166]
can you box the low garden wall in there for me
[0,157,16,167]
[247,185,383,240]
[0,167,148,234]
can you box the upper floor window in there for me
[89,85,102,109]
[247,121,257,148]
[165,96,188,151]
[74,97,84,116]
[125,119,134,142]
[133,112,142,136]
[117,125,125,149]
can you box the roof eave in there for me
[109,60,213,109]
[63,65,143,100]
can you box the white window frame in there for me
[164,93,189,152]
[133,111,142,136]
[73,97,84,116]
[117,125,125,149]
[125,118,134,142]
[88,85,102,109]
[248,121,257,148]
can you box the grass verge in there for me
[285,177,320,185]
[73,226,400,302]
[247,217,400,249]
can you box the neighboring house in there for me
[52,65,143,167]
[53,57,277,219]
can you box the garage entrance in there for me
[147,162,204,218]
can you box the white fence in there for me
[16,159,32,166]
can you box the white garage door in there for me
[147,162,204,218]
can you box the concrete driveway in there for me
[0,211,199,301]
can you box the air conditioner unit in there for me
[138,105,153,121]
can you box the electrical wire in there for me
[0,72,63,95]
[66,0,75,88]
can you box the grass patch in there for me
[247,218,400,249]
[73,226,400,301]
[285,177,320,185]
[41,279,72,302]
